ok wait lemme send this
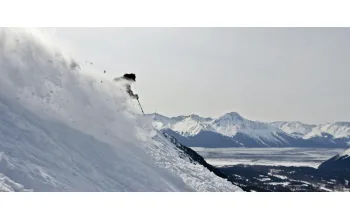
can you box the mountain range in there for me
[147,112,350,148]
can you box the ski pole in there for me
[137,98,145,115]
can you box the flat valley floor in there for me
[191,147,350,192]
[191,147,346,168]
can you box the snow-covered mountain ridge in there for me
[148,112,350,148]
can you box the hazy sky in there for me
[48,28,350,124]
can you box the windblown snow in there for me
[0,28,242,192]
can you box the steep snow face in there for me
[271,121,315,137]
[0,28,242,192]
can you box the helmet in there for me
[123,73,136,81]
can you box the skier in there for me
[113,73,139,100]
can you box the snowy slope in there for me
[0,28,242,192]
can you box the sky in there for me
[45,27,350,124]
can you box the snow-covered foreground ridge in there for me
[0,28,242,192]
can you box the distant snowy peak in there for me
[303,123,350,140]
[185,114,212,122]
[211,112,281,139]
[271,121,315,137]
[316,123,350,139]
[171,117,209,137]
[211,112,243,137]
[271,121,350,140]
[147,113,213,137]
[148,113,212,123]
[214,112,244,124]
[213,112,257,128]
[334,122,350,127]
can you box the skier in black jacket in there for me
[114,73,139,99]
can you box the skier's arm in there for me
[127,86,139,99]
